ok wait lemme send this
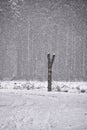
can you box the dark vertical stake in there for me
[47,53,55,91]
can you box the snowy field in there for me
[0,81,87,130]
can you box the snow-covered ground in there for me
[0,81,87,130]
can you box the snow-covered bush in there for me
[13,82,21,89]
[0,81,87,94]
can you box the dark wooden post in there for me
[47,53,55,91]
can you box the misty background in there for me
[0,0,87,81]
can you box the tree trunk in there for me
[47,54,55,91]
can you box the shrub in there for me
[81,89,86,93]
[63,90,68,93]
[0,83,2,89]
[56,86,61,92]
[76,86,80,90]
[26,83,34,90]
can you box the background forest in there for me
[0,0,87,81]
